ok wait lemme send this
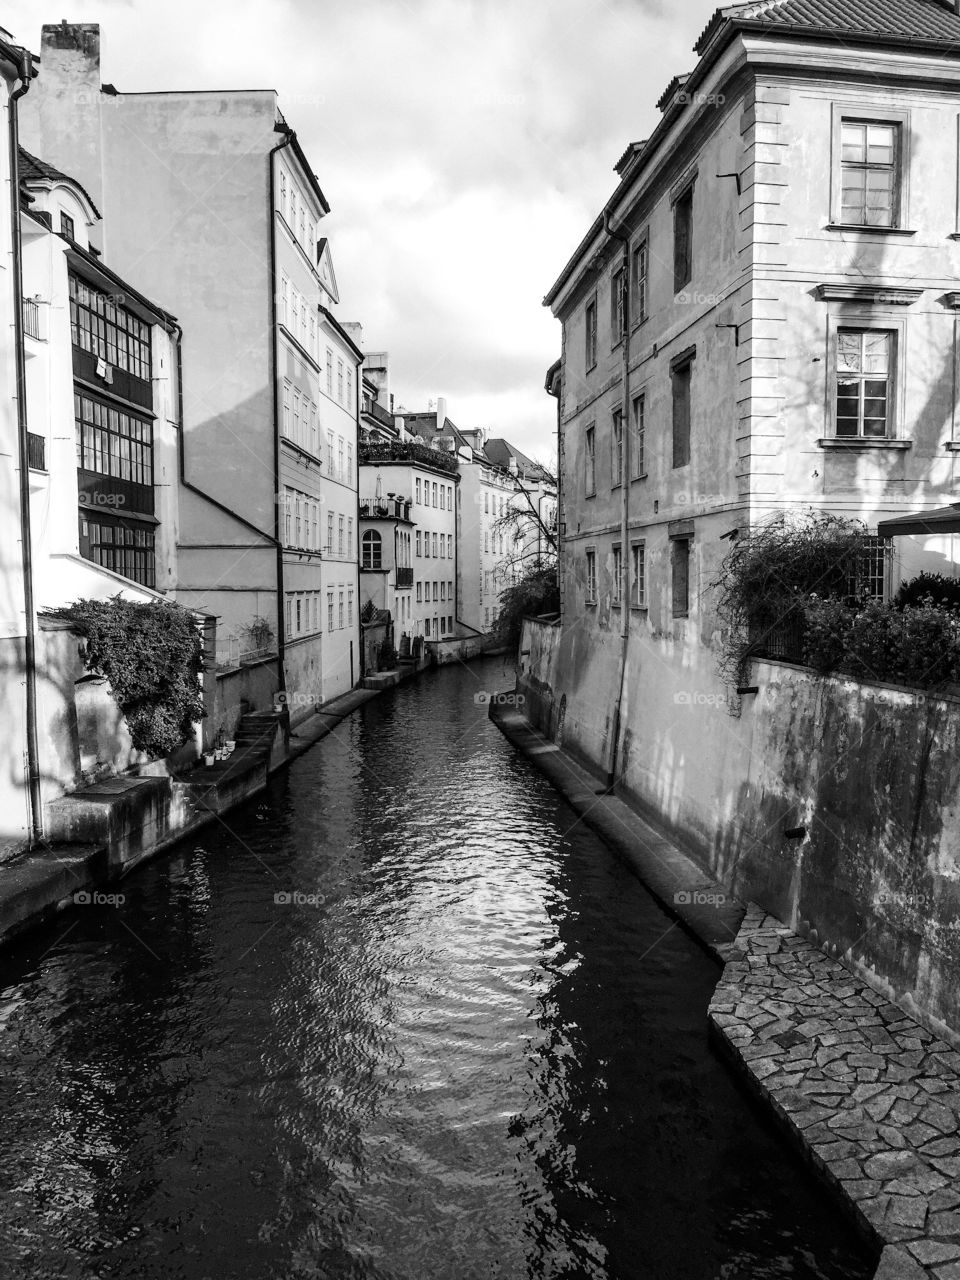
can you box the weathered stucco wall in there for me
[518,618,960,1036]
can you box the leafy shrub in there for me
[803,595,960,689]
[894,572,960,612]
[53,596,204,757]
[496,565,560,649]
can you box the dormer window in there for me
[60,211,75,240]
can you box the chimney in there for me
[19,23,106,230]
[436,395,447,428]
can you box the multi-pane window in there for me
[612,408,623,486]
[326,512,334,553]
[633,238,648,324]
[75,392,153,486]
[672,357,693,467]
[631,394,645,478]
[285,590,322,638]
[337,360,344,402]
[447,534,452,557]
[416,530,422,556]
[70,276,151,382]
[361,530,382,569]
[432,532,438,556]
[326,350,333,396]
[673,187,693,293]
[611,266,626,345]
[416,582,422,602]
[585,424,596,495]
[338,515,345,555]
[339,591,345,629]
[432,482,438,507]
[60,211,75,240]
[612,543,622,603]
[848,536,891,601]
[327,592,335,631]
[585,298,598,369]
[631,541,646,608]
[79,514,155,588]
[416,478,422,503]
[585,549,597,602]
[840,121,899,228]
[836,329,893,438]
[672,538,691,617]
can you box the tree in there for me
[495,563,560,650]
[490,458,558,586]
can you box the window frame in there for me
[830,105,910,232]
[612,542,623,605]
[671,536,692,619]
[585,547,598,604]
[670,347,696,469]
[823,315,906,445]
[632,231,649,327]
[631,540,646,609]
[631,392,646,480]
[584,422,597,497]
[611,265,626,348]
[672,178,695,295]
[585,295,598,371]
[612,407,624,488]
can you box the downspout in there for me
[269,125,294,703]
[603,208,631,792]
[9,48,42,841]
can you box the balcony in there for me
[27,432,46,471]
[396,567,413,588]
[23,298,40,340]
[359,439,459,476]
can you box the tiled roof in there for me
[483,438,551,480]
[697,0,960,53]
[18,146,101,217]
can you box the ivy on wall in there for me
[51,596,205,758]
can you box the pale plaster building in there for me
[19,20,360,722]
[541,0,960,852]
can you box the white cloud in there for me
[6,0,724,458]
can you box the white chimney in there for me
[436,395,447,427]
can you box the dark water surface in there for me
[0,657,873,1280]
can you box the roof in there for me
[483,438,552,481]
[546,0,960,311]
[401,410,471,453]
[877,502,960,538]
[18,146,101,219]
[696,0,960,53]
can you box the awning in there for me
[877,503,960,538]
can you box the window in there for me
[585,424,596,495]
[432,482,438,507]
[338,438,344,479]
[425,618,432,638]
[284,490,293,543]
[348,589,354,626]
[432,532,438,556]
[440,582,446,602]
[448,486,453,508]
[326,512,333,553]
[279,168,288,219]
[849,536,891,601]
[448,580,453,600]
[631,394,645,478]
[671,351,694,468]
[347,517,353,557]
[440,536,445,559]
[346,368,353,405]
[339,591,344,629]
[416,478,422,503]
[612,408,623,486]
[585,549,597,603]
[673,185,693,293]
[840,119,900,228]
[347,443,353,483]
[439,486,445,510]
[337,360,344,402]
[585,297,598,369]
[433,582,439,601]
[328,592,334,631]
[633,237,648,324]
[672,538,691,617]
[79,513,155,588]
[416,530,422,556]
[484,492,489,515]
[326,350,333,396]
[60,211,75,240]
[69,275,151,381]
[361,529,382,569]
[338,515,344,555]
[74,392,153,488]
[836,329,893,438]
[416,582,422,602]
[631,541,646,608]
[424,534,430,558]
[612,543,622,604]
[611,266,626,345]
[447,534,452,557]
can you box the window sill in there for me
[824,224,916,237]
[585,600,598,607]
[817,438,911,450]
[586,362,598,375]
[673,611,689,620]
[630,605,648,612]
[585,490,597,499]
[631,316,648,332]
[945,442,960,451]
[631,472,648,482]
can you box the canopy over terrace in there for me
[877,504,960,538]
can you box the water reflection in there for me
[0,658,872,1279]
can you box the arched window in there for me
[361,529,382,570]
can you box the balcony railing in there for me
[396,567,414,588]
[359,439,459,476]
[23,298,40,340]
[27,432,46,471]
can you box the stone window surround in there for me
[818,312,909,449]
[827,102,912,235]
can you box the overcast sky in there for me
[6,0,724,459]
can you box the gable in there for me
[315,237,340,306]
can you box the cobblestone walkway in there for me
[709,906,960,1280]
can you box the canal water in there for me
[0,657,873,1280]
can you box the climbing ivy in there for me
[53,596,205,757]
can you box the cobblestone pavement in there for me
[709,905,960,1280]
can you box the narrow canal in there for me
[0,657,872,1280]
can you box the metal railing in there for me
[27,432,45,471]
[23,298,40,340]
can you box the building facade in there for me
[20,21,361,718]
[543,0,960,852]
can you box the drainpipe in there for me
[269,125,294,704]
[8,47,42,841]
[603,208,631,792]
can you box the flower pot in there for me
[203,753,216,767]
[225,740,236,753]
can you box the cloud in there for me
[5,0,723,454]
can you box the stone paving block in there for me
[875,1243,929,1278]
[907,1239,960,1265]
